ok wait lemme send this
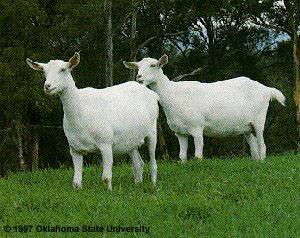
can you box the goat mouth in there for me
[45,87,57,95]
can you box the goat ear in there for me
[26,58,44,71]
[157,54,168,67]
[68,52,80,69]
[123,61,139,70]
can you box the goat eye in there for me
[150,64,156,68]
[60,68,66,73]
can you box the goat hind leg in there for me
[148,132,157,185]
[244,133,259,160]
[256,129,266,160]
[130,149,144,183]
[175,133,188,163]
[253,114,267,160]
[192,128,204,160]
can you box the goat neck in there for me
[59,78,82,121]
[150,74,171,97]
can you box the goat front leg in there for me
[70,147,83,188]
[100,144,113,191]
[175,133,188,163]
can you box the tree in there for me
[284,0,300,150]
[0,0,298,175]
[104,0,114,86]
[248,0,300,150]
[130,0,138,81]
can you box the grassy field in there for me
[0,154,300,237]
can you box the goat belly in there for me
[113,130,146,154]
[112,141,143,155]
[203,123,252,137]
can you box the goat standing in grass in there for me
[26,52,159,190]
[124,55,285,162]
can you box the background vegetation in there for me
[0,0,299,175]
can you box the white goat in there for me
[26,52,159,190]
[123,55,285,162]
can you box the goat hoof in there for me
[134,178,143,184]
[193,156,203,161]
[73,182,82,189]
[102,177,112,191]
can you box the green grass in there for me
[1,155,300,237]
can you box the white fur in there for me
[26,53,159,190]
[124,55,285,162]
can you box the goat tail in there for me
[270,88,286,106]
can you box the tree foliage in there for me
[0,0,298,176]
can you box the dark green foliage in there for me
[0,0,298,176]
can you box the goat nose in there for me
[45,83,51,89]
[136,75,142,80]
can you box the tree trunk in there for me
[104,0,113,87]
[201,17,216,67]
[26,126,39,171]
[284,0,300,151]
[16,112,25,171]
[130,0,138,81]
[31,126,39,171]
